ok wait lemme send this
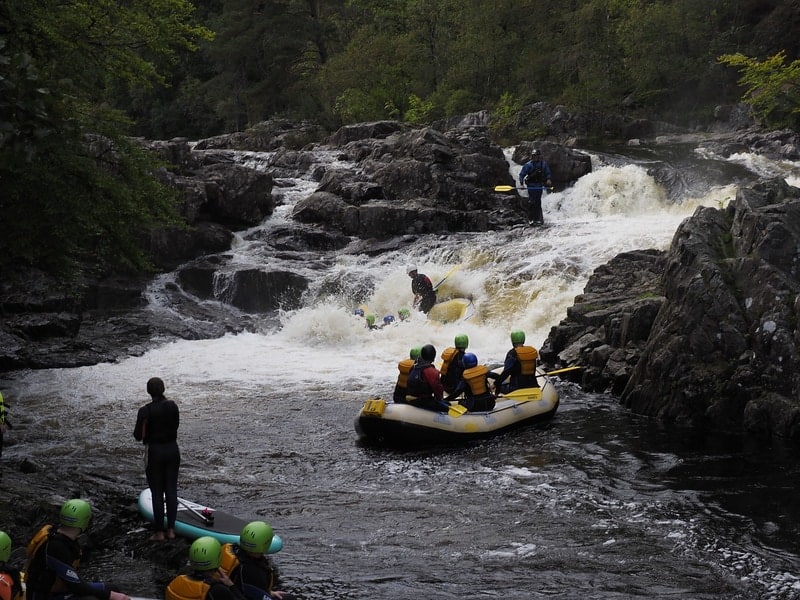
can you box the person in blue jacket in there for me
[518,148,553,225]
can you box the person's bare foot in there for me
[149,531,165,542]
[166,528,176,540]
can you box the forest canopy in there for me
[1,0,799,278]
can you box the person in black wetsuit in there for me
[25,499,131,600]
[134,376,181,542]
[407,266,437,314]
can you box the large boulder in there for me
[543,177,800,442]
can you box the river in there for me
[3,140,800,599]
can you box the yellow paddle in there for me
[538,365,582,376]
[494,184,554,193]
[432,264,462,291]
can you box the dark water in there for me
[10,376,799,600]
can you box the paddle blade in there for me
[432,264,462,291]
[494,185,517,192]
[498,388,542,402]
[543,366,582,376]
[448,402,468,417]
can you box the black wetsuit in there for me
[411,273,436,314]
[134,395,181,533]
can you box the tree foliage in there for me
[718,51,800,129]
[0,0,212,277]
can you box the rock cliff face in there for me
[541,178,800,443]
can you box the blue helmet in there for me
[354,308,364,317]
[463,353,478,368]
[383,314,395,325]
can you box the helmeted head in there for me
[420,344,436,361]
[463,353,478,369]
[454,334,469,350]
[383,314,395,326]
[239,521,274,555]
[410,346,422,360]
[189,536,222,571]
[510,330,526,345]
[60,499,92,531]
[531,148,541,159]
[407,266,417,276]
[147,377,165,397]
[0,531,11,563]
[366,314,376,326]
[398,308,411,321]
[354,308,364,317]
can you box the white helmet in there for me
[407,265,417,274]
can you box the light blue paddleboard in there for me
[137,488,283,553]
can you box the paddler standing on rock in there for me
[407,266,436,314]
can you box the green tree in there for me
[718,50,800,129]
[0,0,212,278]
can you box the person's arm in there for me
[207,580,247,600]
[133,406,147,442]
[519,162,529,185]
[45,551,121,600]
[443,380,466,403]
[544,162,553,187]
[423,368,444,401]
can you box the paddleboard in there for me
[137,488,283,553]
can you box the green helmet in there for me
[0,531,11,563]
[189,536,222,571]
[510,330,526,345]
[454,334,469,350]
[239,521,274,554]
[398,308,411,320]
[60,499,92,531]
[410,346,422,359]
[366,314,376,325]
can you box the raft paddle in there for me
[494,184,554,193]
[432,264,462,291]
[496,387,543,401]
[537,365,582,377]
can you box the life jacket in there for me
[25,525,79,595]
[0,571,20,600]
[439,348,457,376]
[165,574,212,600]
[406,361,434,398]
[515,346,538,375]
[220,543,238,576]
[462,365,491,396]
[439,348,465,392]
[222,546,275,595]
[26,525,53,568]
[395,358,415,389]
[525,162,545,185]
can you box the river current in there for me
[3,140,800,599]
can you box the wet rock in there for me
[543,177,800,442]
